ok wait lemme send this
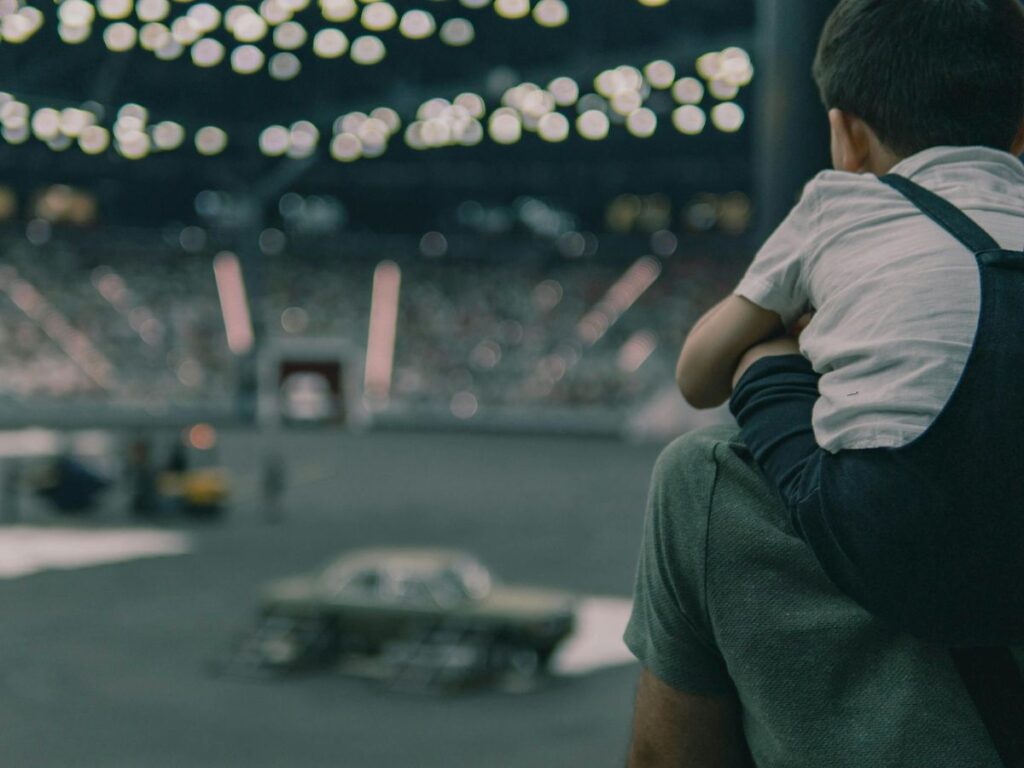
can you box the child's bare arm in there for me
[676,296,783,409]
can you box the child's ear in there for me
[831,109,864,173]
[1011,121,1024,157]
[828,109,871,173]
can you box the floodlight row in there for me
[0,49,749,162]
[0,93,229,157]
[1,0,571,62]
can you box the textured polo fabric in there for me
[625,426,1005,767]
[734,146,1024,452]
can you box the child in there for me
[678,0,1024,645]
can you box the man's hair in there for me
[812,0,1024,157]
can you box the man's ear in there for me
[828,109,871,172]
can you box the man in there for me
[623,426,1005,767]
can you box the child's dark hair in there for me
[813,0,1024,157]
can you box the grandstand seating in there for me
[0,228,740,416]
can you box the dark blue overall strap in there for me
[880,174,1000,254]
[880,173,1024,766]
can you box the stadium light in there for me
[439,18,474,46]
[399,10,435,39]
[0,31,754,165]
[711,102,745,133]
[533,0,568,27]
[213,251,255,356]
[617,331,658,373]
[195,125,228,155]
[350,34,386,64]
[361,2,396,32]
[577,257,662,346]
[364,260,402,406]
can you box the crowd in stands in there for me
[0,227,741,416]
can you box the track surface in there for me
[0,429,664,767]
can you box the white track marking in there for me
[551,596,636,676]
[0,429,61,457]
[0,527,190,579]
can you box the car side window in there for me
[393,575,433,605]
[341,568,380,599]
[429,568,471,606]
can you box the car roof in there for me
[322,547,486,575]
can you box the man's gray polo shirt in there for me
[625,426,1006,767]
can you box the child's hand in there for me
[789,312,814,339]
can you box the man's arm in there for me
[627,669,749,768]
[676,295,783,409]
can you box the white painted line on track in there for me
[551,596,637,676]
[0,429,113,457]
[0,526,190,579]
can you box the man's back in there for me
[625,426,1006,766]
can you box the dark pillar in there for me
[233,198,265,421]
[753,0,836,242]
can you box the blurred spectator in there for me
[127,437,157,518]
[262,449,286,524]
[167,441,188,474]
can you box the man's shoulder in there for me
[654,425,744,474]
[655,426,767,513]
[647,427,741,552]
[650,427,753,550]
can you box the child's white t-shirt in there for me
[735,146,1024,453]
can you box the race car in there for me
[248,548,577,682]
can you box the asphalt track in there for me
[0,428,665,767]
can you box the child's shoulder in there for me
[794,170,893,224]
[803,169,886,200]
[782,169,888,227]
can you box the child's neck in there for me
[862,140,903,176]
